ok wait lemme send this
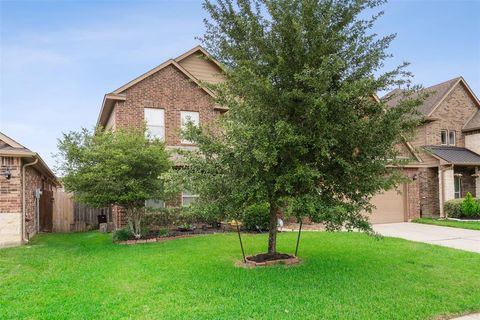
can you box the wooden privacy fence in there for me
[52,189,111,232]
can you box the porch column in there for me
[444,167,455,202]
[438,166,454,218]
[476,167,480,199]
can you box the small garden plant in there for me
[444,192,480,219]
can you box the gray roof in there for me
[463,110,480,132]
[382,77,462,117]
[425,146,480,164]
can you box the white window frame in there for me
[180,111,200,144]
[454,176,461,199]
[181,191,199,207]
[448,130,456,146]
[440,130,448,145]
[144,108,165,141]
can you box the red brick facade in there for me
[0,154,56,246]
[114,65,222,146]
[0,157,22,214]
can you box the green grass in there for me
[1,232,479,319]
[414,218,480,231]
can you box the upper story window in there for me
[440,129,456,146]
[441,130,448,145]
[448,131,456,146]
[144,108,165,140]
[180,111,199,144]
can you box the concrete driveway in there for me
[373,222,480,253]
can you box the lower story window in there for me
[182,191,199,206]
[454,176,461,199]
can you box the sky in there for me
[1,0,479,170]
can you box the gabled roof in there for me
[0,132,60,185]
[463,109,480,132]
[424,146,480,165]
[382,77,480,118]
[97,46,223,127]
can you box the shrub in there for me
[444,199,463,218]
[144,208,182,228]
[158,228,169,237]
[461,192,480,217]
[242,203,270,232]
[445,195,480,218]
[112,227,133,242]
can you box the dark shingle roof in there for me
[382,77,462,117]
[463,110,480,132]
[425,146,480,164]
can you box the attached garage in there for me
[369,186,407,224]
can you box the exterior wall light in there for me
[1,168,11,180]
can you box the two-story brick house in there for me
[96,46,479,228]
[96,46,225,228]
[383,77,480,218]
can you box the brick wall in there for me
[411,83,478,148]
[0,157,22,247]
[0,157,22,214]
[24,165,44,239]
[418,167,440,217]
[403,168,421,220]
[115,64,221,146]
[108,64,221,229]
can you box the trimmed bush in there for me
[242,203,270,231]
[112,227,133,242]
[444,195,480,218]
[445,199,463,218]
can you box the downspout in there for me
[22,157,38,243]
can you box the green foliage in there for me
[461,192,480,217]
[158,228,169,237]
[445,195,480,218]
[144,208,182,228]
[112,227,133,242]
[242,203,270,231]
[56,126,172,238]
[444,199,463,218]
[180,0,424,252]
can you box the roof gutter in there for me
[22,157,38,243]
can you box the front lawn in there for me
[1,232,479,319]
[414,218,480,231]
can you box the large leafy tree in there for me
[181,0,422,256]
[56,127,171,238]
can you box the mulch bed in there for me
[242,252,301,267]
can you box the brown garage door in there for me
[369,186,406,224]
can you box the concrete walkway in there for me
[373,222,480,253]
[450,314,480,320]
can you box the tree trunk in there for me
[267,203,278,255]
[126,207,143,239]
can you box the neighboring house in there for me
[380,77,480,220]
[96,45,479,228]
[96,46,225,228]
[0,132,59,247]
